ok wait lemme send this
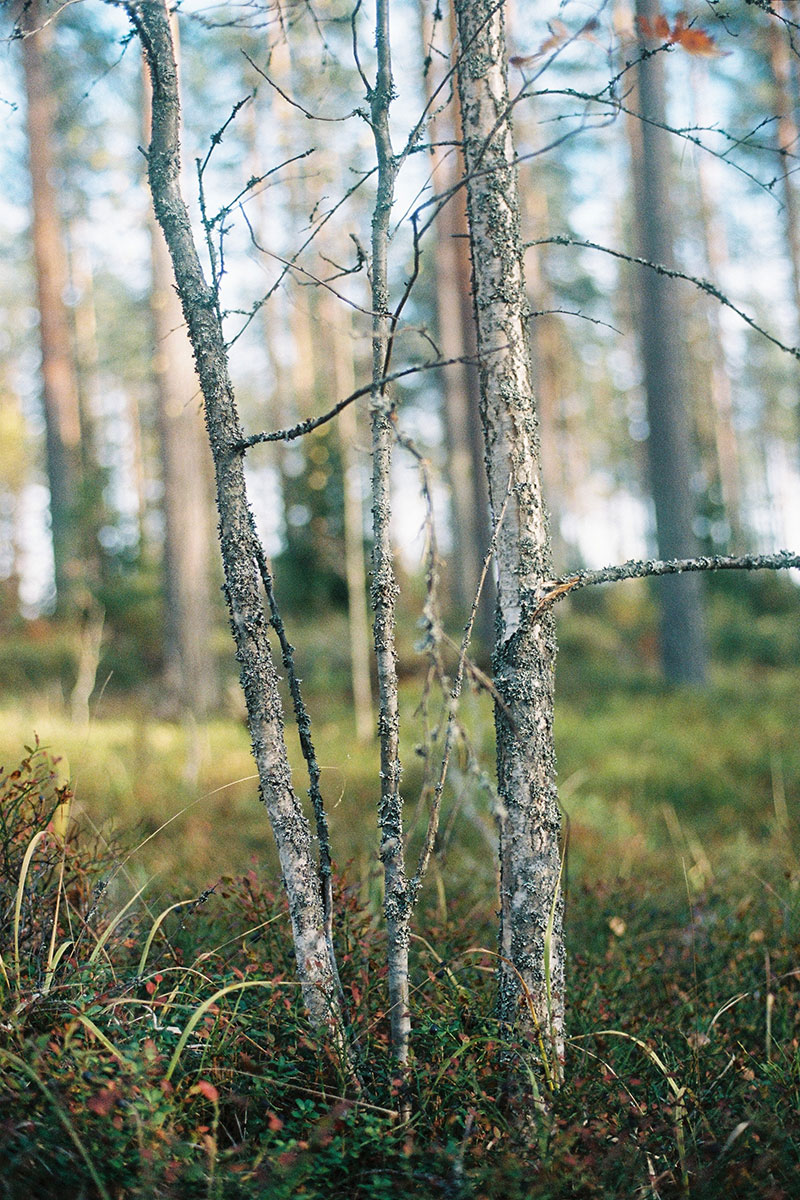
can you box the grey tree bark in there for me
[631,0,709,685]
[453,0,565,1065]
[127,0,343,1037]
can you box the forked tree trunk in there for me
[128,0,342,1036]
[453,0,565,1061]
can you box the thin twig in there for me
[531,235,800,360]
[408,481,513,908]
[242,50,359,122]
[252,540,348,1023]
[236,355,481,449]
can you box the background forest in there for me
[1,0,799,1196]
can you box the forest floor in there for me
[0,588,798,1197]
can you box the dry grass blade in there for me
[13,830,47,988]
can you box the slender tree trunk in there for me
[631,0,709,685]
[453,0,565,1063]
[143,37,217,718]
[130,0,342,1037]
[369,0,411,1065]
[21,0,83,613]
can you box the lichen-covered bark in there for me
[128,0,341,1035]
[453,0,564,1056]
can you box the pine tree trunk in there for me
[691,69,744,550]
[631,0,709,685]
[768,5,800,382]
[453,0,565,1063]
[21,0,83,613]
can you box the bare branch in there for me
[240,210,372,317]
[236,354,480,449]
[253,542,349,1028]
[530,551,800,621]
[407,473,513,909]
[226,165,377,349]
[531,235,800,360]
[529,86,782,197]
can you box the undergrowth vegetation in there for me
[1,743,798,1198]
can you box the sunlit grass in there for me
[0,637,797,903]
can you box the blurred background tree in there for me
[1,0,798,717]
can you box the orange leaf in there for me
[88,1086,121,1117]
[193,1079,219,1104]
[510,18,570,68]
[654,14,672,38]
[673,26,728,56]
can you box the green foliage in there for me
[272,427,351,617]
[706,571,800,667]
[1,744,798,1198]
[94,562,168,689]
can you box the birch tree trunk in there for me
[452,0,565,1060]
[128,0,342,1037]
